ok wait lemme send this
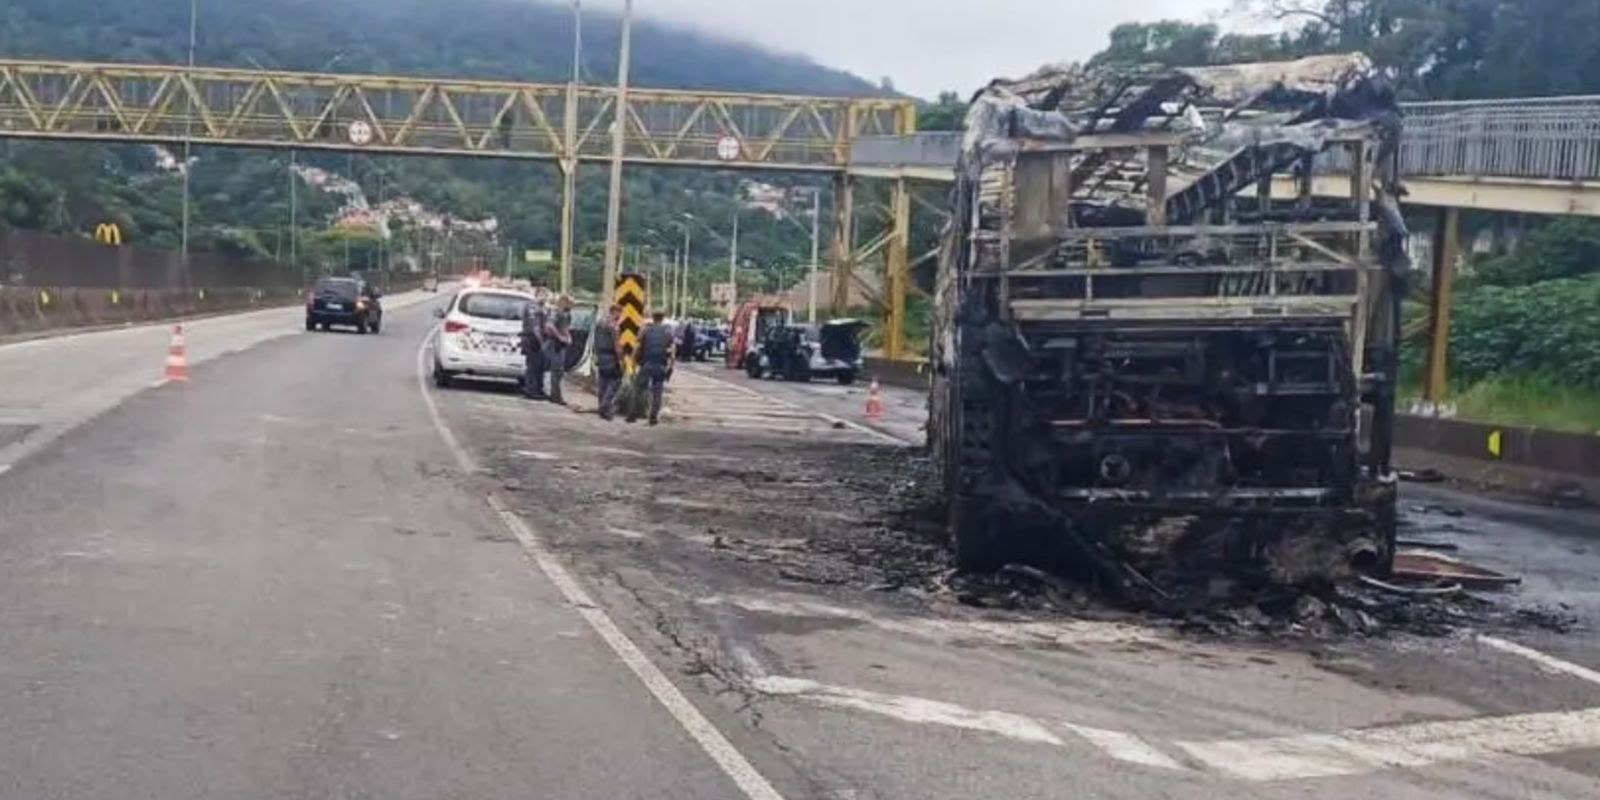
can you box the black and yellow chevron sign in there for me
[616,272,647,366]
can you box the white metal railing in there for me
[856,96,1600,183]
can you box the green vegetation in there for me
[0,0,879,288]
[1449,374,1600,434]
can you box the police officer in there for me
[520,296,548,400]
[628,310,675,426]
[592,303,624,420]
[545,295,576,405]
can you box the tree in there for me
[1090,21,1220,68]
[918,91,966,132]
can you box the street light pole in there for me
[728,206,740,315]
[678,216,693,318]
[600,0,635,305]
[807,189,822,323]
[180,0,198,263]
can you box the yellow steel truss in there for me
[0,59,914,170]
[0,58,935,352]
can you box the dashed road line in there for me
[752,673,1600,782]
[701,594,1158,648]
[1479,634,1600,688]
[753,676,1068,746]
[415,329,789,800]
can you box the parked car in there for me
[306,276,383,334]
[431,287,537,388]
[743,318,868,385]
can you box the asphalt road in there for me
[449,361,1600,800]
[0,298,780,799]
[4,300,1599,800]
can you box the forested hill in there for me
[0,0,885,281]
[0,0,878,95]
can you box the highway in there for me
[1,299,1598,799]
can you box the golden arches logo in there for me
[93,223,123,246]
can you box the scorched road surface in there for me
[0,299,782,800]
[442,359,1600,800]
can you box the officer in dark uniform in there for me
[592,303,624,420]
[521,297,548,400]
[629,310,675,426]
[545,296,575,405]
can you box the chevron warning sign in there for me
[616,272,647,368]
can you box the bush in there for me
[1449,274,1600,389]
[1473,217,1600,286]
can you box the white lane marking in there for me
[703,594,1157,648]
[414,330,789,800]
[756,672,1600,782]
[1059,724,1186,771]
[608,527,648,540]
[1178,705,1600,781]
[753,676,1067,747]
[1479,635,1600,688]
[0,464,10,477]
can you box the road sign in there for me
[347,120,375,146]
[710,282,735,304]
[616,273,647,368]
[716,136,741,161]
[524,249,554,263]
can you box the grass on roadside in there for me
[1442,373,1600,435]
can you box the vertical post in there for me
[830,174,854,313]
[1349,139,1374,382]
[807,189,821,323]
[559,2,581,295]
[559,162,576,294]
[180,0,198,265]
[1145,145,1169,227]
[884,177,911,360]
[601,0,634,305]
[289,150,299,282]
[1424,207,1460,404]
[728,207,740,313]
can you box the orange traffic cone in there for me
[865,379,884,419]
[163,325,190,383]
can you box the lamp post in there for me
[180,0,198,263]
[600,0,635,304]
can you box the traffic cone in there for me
[163,325,190,383]
[865,379,884,419]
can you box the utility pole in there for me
[558,0,582,294]
[807,188,822,323]
[289,150,299,281]
[677,216,693,318]
[180,0,198,263]
[601,0,635,305]
[728,206,740,314]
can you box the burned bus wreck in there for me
[927,55,1409,605]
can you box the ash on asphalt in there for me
[450,392,1578,646]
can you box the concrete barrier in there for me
[864,356,1597,501]
[0,286,303,338]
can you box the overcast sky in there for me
[575,0,1235,98]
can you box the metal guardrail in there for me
[855,96,1600,184]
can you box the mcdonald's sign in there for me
[93,223,123,246]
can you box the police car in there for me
[431,285,541,388]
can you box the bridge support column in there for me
[884,177,911,360]
[1424,206,1461,404]
[830,173,855,313]
[559,158,577,294]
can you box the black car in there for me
[306,277,383,334]
[744,319,867,384]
